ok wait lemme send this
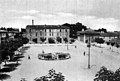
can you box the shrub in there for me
[48,38,55,44]
[63,38,68,43]
[56,37,62,43]
[106,42,110,45]
[94,66,120,81]
[32,38,37,43]
[95,38,104,45]
[40,37,46,42]
[34,69,65,81]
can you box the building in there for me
[77,28,100,43]
[26,25,70,43]
[77,29,119,43]
[0,30,7,44]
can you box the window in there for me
[57,33,59,36]
[45,29,46,32]
[30,29,31,32]
[49,29,51,32]
[52,33,53,36]
[65,29,67,32]
[36,32,37,36]
[60,29,61,32]
[40,31,42,36]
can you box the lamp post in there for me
[78,28,100,69]
[87,35,91,69]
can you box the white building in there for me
[26,25,70,43]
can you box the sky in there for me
[0,0,120,31]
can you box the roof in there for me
[0,30,7,33]
[77,29,100,36]
[100,32,118,37]
[26,25,69,29]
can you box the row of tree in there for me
[0,27,19,32]
[32,37,69,44]
[62,22,109,38]
[0,35,29,69]
[106,42,120,52]
[94,38,119,49]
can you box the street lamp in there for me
[87,35,91,69]
[78,28,100,69]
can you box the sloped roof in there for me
[100,32,118,37]
[0,30,7,33]
[26,25,69,29]
[77,29,100,36]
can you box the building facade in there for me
[26,25,70,43]
[0,30,7,44]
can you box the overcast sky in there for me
[0,0,120,31]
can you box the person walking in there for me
[83,51,85,56]
[75,45,77,48]
[28,55,30,60]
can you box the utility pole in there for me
[87,36,91,69]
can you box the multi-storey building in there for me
[0,30,7,44]
[26,25,70,43]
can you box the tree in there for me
[94,66,114,81]
[114,68,120,81]
[94,67,120,81]
[56,37,62,43]
[95,38,105,53]
[111,42,115,52]
[34,69,65,81]
[106,42,110,45]
[70,38,75,44]
[32,38,37,43]
[48,38,55,44]
[0,35,28,66]
[95,38,105,47]
[63,38,68,43]
[116,43,119,52]
[40,37,46,43]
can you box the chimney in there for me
[32,20,34,25]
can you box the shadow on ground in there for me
[0,74,11,80]
[4,63,21,68]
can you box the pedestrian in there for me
[83,51,85,56]
[42,50,45,54]
[28,55,30,60]
[75,45,77,48]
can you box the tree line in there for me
[0,35,29,69]
[62,22,108,38]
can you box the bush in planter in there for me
[40,37,46,43]
[94,38,105,47]
[111,42,115,51]
[63,38,68,43]
[34,69,65,81]
[48,38,55,44]
[71,39,75,42]
[56,37,62,43]
[32,38,37,43]
[106,42,110,45]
